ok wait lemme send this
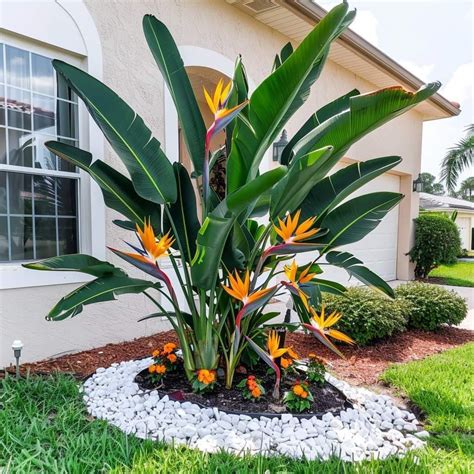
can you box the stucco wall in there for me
[1,0,425,367]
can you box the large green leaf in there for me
[280,89,359,165]
[325,250,394,297]
[192,168,287,288]
[163,163,200,262]
[47,276,155,321]
[292,83,441,175]
[23,254,125,278]
[301,155,402,223]
[143,15,206,175]
[226,3,354,192]
[270,146,333,218]
[318,192,403,250]
[53,60,176,204]
[46,141,160,230]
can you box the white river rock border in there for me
[82,358,429,461]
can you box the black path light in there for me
[12,340,23,379]
[273,129,288,162]
[413,174,424,192]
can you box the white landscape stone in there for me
[82,358,427,461]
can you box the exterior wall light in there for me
[12,340,23,379]
[272,129,288,162]
[413,174,423,192]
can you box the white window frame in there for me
[0,0,105,289]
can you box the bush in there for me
[409,214,461,278]
[323,287,411,345]
[395,282,467,330]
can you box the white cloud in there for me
[441,62,474,105]
[351,10,379,46]
[399,60,434,83]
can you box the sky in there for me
[317,0,473,188]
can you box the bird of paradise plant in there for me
[24,2,441,396]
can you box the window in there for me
[0,43,80,262]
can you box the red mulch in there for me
[5,327,473,386]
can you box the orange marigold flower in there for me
[247,380,257,390]
[293,384,304,396]
[197,369,216,385]
[148,364,156,373]
[167,353,177,363]
[251,387,261,398]
[156,364,167,374]
[152,349,160,358]
[300,390,308,399]
[163,342,177,354]
[281,357,293,369]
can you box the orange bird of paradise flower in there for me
[283,260,317,311]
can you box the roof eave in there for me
[284,0,461,118]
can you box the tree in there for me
[440,124,474,193]
[457,176,474,201]
[420,172,444,195]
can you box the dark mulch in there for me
[5,327,473,386]
[135,366,349,417]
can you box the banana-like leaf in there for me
[292,83,441,175]
[46,141,160,230]
[143,15,206,175]
[310,279,347,296]
[139,311,193,327]
[53,60,176,204]
[270,146,333,218]
[318,192,403,249]
[192,168,287,288]
[326,250,394,297]
[163,163,200,262]
[273,42,294,71]
[113,220,136,231]
[301,155,402,223]
[23,254,125,278]
[47,276,155,321]
[227,3,354,193]
[280,89,359,165]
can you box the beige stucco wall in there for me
[1,0,425,367]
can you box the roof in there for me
[420,192,474,212]
[227,0,460,120]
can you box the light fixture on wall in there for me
[12,340,23,379]
[412,174,423,193]
[272,129,288,162]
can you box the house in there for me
[0,0,460,367]
[420,192,474,251]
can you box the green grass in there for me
[429,261,474,287]
[1,345,474,473]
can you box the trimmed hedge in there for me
[323,287,411,346]
[395,282,467,330]
[409,213,461,278]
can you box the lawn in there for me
[0,344,472,473]
[429,261,474,287]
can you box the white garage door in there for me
[456,217,470,250]
[296,169,400,285]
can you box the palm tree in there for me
[440,124,474,193]
[457,176,474,201]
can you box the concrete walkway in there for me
[443,284,474,330]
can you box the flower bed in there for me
[83,359,428,461]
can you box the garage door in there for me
[296,168,400,285]
[456,217,470,249]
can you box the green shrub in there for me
[323,287,411,345]
[409,213,462,278]
[395,282,467,330]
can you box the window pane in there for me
[35,216,57,258]
[58,218,77,255]
[0,127,5,164]
[57,73,77,102]
[34,175,56,215]
[33,94,55,134]
[0,216,8,261]
[0,43,4,84]
[7,87,32,130]
[32,53,54,96]
[0,171,6,213]
[10,216,33,260]
[8,172,32,215]
[57,177,77,216]
[33,134,56,170]
[57,137,77,172]
[57,100,78,138]
[6,46,30,89]
[8,129,33,167]
[0,93,5,126]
